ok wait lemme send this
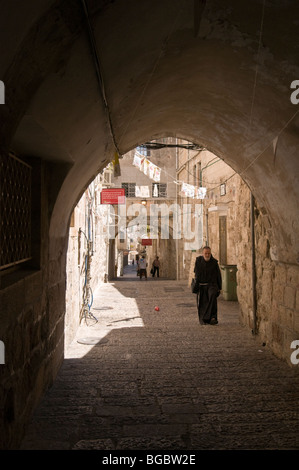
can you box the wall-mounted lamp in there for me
[141,200,147,206]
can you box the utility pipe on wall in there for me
[205,211,209,246]
[250,192,257,335]
[175,140,179,280]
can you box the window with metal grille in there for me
[0,153,32,270]
[136,145,151,157]
[122,183,136,198]
[152,183,167,198]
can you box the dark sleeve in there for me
[194,256,201,276]
[216,263,222,290]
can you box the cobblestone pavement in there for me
[21,265,299,450]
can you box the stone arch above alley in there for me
[0,0,297,261]
[0,0,298,450]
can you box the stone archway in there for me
[2,0,298,265]
[1,0,298,449]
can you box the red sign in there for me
[101,188,125,205]
[141,239,152,246]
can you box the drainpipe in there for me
[175,140,179,280]
[251,192,257,334]
[205,210,209,246]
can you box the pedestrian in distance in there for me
[151,256,160,278]
[139,256,148,280]
[193,246,222,325]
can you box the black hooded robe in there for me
[194,255,222,324]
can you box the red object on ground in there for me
[155,306,160,311]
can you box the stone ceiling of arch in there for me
[2,0,297,162]
[1,0,298,259]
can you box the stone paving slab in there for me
[20,269,299,450]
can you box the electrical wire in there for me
[143,142,204,151]
[80,0,121,156]
[79,225,97,325]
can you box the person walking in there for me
[193,246,222,325]
[136,258,140,276]
[139,256,148,280]
[152,256,160,278]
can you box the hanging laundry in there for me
[182,182,195,198]
[149,162,156,179]
[133,153,142,169]
[196,187,207,199]
[153,166,161,182]
[143,159,150,176]
[135,186,150,198]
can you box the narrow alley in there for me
[20,264,299,451]
[1,0,299,452]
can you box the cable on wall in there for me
[80,0,121,156]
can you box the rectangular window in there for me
[136,145,151,157]
[0,153,32,270]
[152,183,167,198]
[220,183,226,196]
[122,182,136,198]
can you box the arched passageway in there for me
[0,0,298,449]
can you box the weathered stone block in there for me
[284,286,295,310]
[284,308,294,329]
[48,282,66,332]
[271,303,280,323]
[272,322,284,344]
[274,263,287,284]
[273,277,285,304]
[286,265,299,289]
[24,273,43,305]
[0,282,26,329]
[260,269,273,306]
[294,310,299,333]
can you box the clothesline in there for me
[133,150,207,199]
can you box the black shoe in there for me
[210,318,218,325]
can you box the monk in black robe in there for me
[194,246,222,325]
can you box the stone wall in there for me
[65,186,108,349]
[0,159,64,449]
[231,180,252,318]
[180,150,299,366]
[233,181,299,366]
